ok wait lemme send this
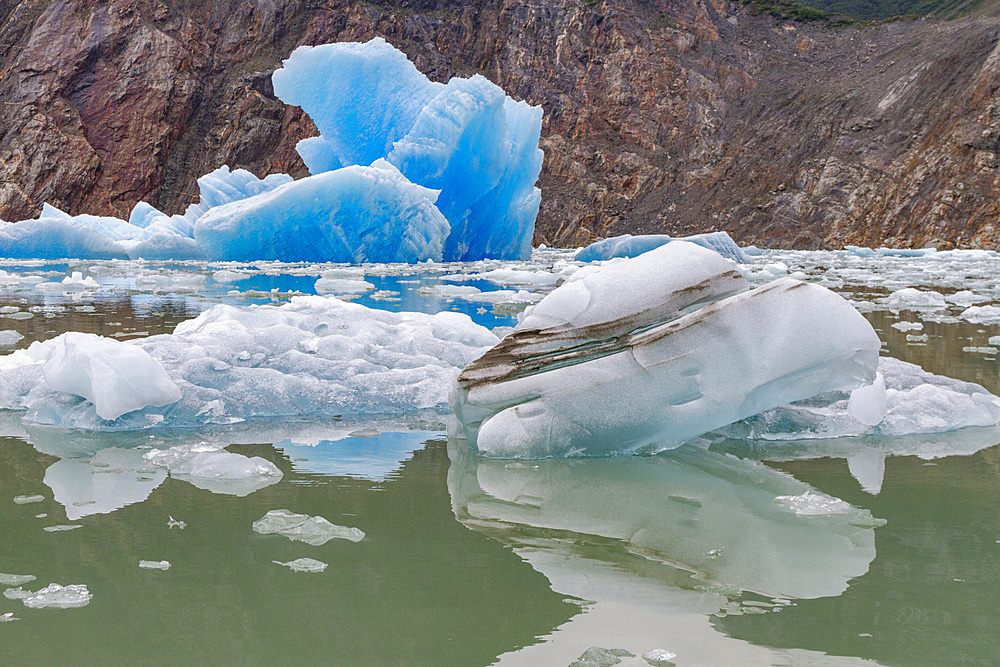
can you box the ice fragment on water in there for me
[642,649,677,665]
[13,494,44,504]
[0,330,23,346]
[890,321,923,332]
[19,583,92,609]
[0,574,36,586]
[144,444,282,497]
[774,491,853,516]
[848,372,887,426]
[0,612,17,622]
[43,524,83,532]
[272,558,328,573]
[252,509,365,546]
[167,515,186,530]
[138,560,170,570]
[575,231,749,263]
[570,647,635,667]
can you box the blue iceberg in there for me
[272,38,543,261]
[0,40,541,263]
[575,232,749,263]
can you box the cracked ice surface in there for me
[0,295,498,430]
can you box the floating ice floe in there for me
[8,583,92,609]
[138,560,170,570]
[0,330,24,346]
[144,443,282,497]
[272,558,328,573]
[0,574,36,586]
[0,295,497,430]
[12,494,44,504]
[575,231,749,263]
[252,509,365,546]
[451,241,881,457]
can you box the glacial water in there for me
[2,249,999,665]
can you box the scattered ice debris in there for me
[0,296,497,430]
[272,558,328,573]
[252,509,365,546]
[890,321,923,332]
[314,269,376,295]
[167,516,186,530]
[17,583,92,609]
[571,647,635,667]
[452,242,881,457]
[575,231,748,263]
[272,38,543,262]
[12,494,44,504]
[3,588,27,600]
[0,612,17,622]
[642,648,677,665]
[881,288,947,310]
[963,346,998,355]
[35,513,47,518]
[0,574,36,586]
[144,444,282,497]
[42,525,82,532]
[960,305,1000,325]
[773,491,854,516]
[0,330,23,346]
[138,560,170,570]
[735,356,1000,440]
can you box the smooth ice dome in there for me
[575,232,749,263]
[0,296,498,430]
[451,242,882,457]
[272,37,543,261]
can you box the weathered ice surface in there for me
[0,1,997,250]
[0,296,497,430]
[252,509,365,545]
[451,242,881,457]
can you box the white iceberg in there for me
[451,242,881,457]
[0,295,497,430]
[17,583,92,609]
[143,443,282,497]
[272,558,328,573]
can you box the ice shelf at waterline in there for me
[0,38,542,263]
[575,231,750,263]
[450,241,886,457]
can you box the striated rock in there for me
[0,0,998,249]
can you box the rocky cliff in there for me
[1,0,998,250]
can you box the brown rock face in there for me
[0,0,998,250]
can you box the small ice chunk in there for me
[144,444,283,497]
[961,305,1000,325]
[890,321,923,332]
[43,524,82,532]
[989,336,1000,347]
[167,515,186,530]
[571,647,635,667]
[774,491,854,516]
[848,372,887,426]
[272,558,328,573]
[642,648,677,665]
[946,290,985,307]
[19,583,92,609]
[252,509,365,546]
[3,588,28,600]
[138,560,170,570]
[42,332,182,421]
[0,330,23,346]
[963,346,998,355]
[0,574,36,586]
[0,612,17,622]
[13,494,44,504]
